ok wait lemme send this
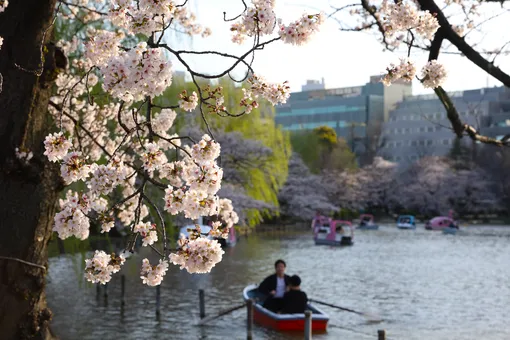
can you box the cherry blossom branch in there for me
[59,1,107,16]
[425,24,510,146]
[223,0,247,22]
[141,192,167,256]
[417,0,510,87]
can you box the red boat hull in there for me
[253,307,328,332]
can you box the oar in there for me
[196,303,246,326]
[309,298,382,322]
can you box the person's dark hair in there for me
[274,259,286,268]
[289,275,301,287]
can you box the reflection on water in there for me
[47,226,510,340]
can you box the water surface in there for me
[47,225,510,340]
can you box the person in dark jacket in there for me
[281,275,308,314]
[259,259,290,312]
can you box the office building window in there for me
[427,140,433,146]
[395,156,401,161]
[396,141,402,147]
[427,126,434,132]
[435,126,441,131]
[411,140,417,146]
[420,127,426,132]
[442,139,450,145]
[419,140,426,146]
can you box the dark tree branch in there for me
[418,0,510,87]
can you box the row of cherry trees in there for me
[280,152,501,220]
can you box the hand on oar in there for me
[309,298,383,322]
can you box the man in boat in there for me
[281,275,308,314]
[258,259,290,312]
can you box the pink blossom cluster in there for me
[88,159,129,196]
[380,0,440,41]
[53,191,92,240]
[101,42,173,102]
[152,109,177,134]
[231,0,277,44]
[133,222,158,247]
[44,132,73,162]
[140,258,169,286]
[240,88,259,114]
[0,0,8,13]
[15,147,33,164]
[159,160,186,187]
[162,135,224,221]
[381,58,446,89]
[85,251,126,285]
[169,237,224,274]
[141,142,168,173]
[421,60,448,88]
[218,198,240,230]
[109,0,209,37]
[178,90,199,112]
[278,13,325,46]
[246,74,291,105]
[60,151,91,184]
[381,58,416,86]
[84,30,124,66]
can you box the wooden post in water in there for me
[378,329,386,340]
[104,283,108,299]
[120,275,125,307]
[304,310,312,340]
[199,289,205,319]
[96,284,100,297]
[246,299,254,340]
[156,285,161,316]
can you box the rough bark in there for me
[0,1,64,339]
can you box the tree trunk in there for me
[0,1,64,339]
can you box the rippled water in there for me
[47,225,510,340]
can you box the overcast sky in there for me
[168,0,510,95]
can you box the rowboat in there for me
[357,214,379,230]
[242,284,329,332]
[396,215,416,229]
[425,217,459,231]
[313,219,354,246]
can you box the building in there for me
[480,90,510,139]
[379,86,510,163]
[302,78,326,92]
[275,76,412,154]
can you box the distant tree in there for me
[362,157,398,213]
[476,146,510,216]
[290,130,321,172]
[314,126,338,148]
[448,137,476,168]
[391,157,453,216]
[278,153,338,220]
[290,128,357,173]
[322,168,368,212]
[392,156,499,217]
[446,166,500,215]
